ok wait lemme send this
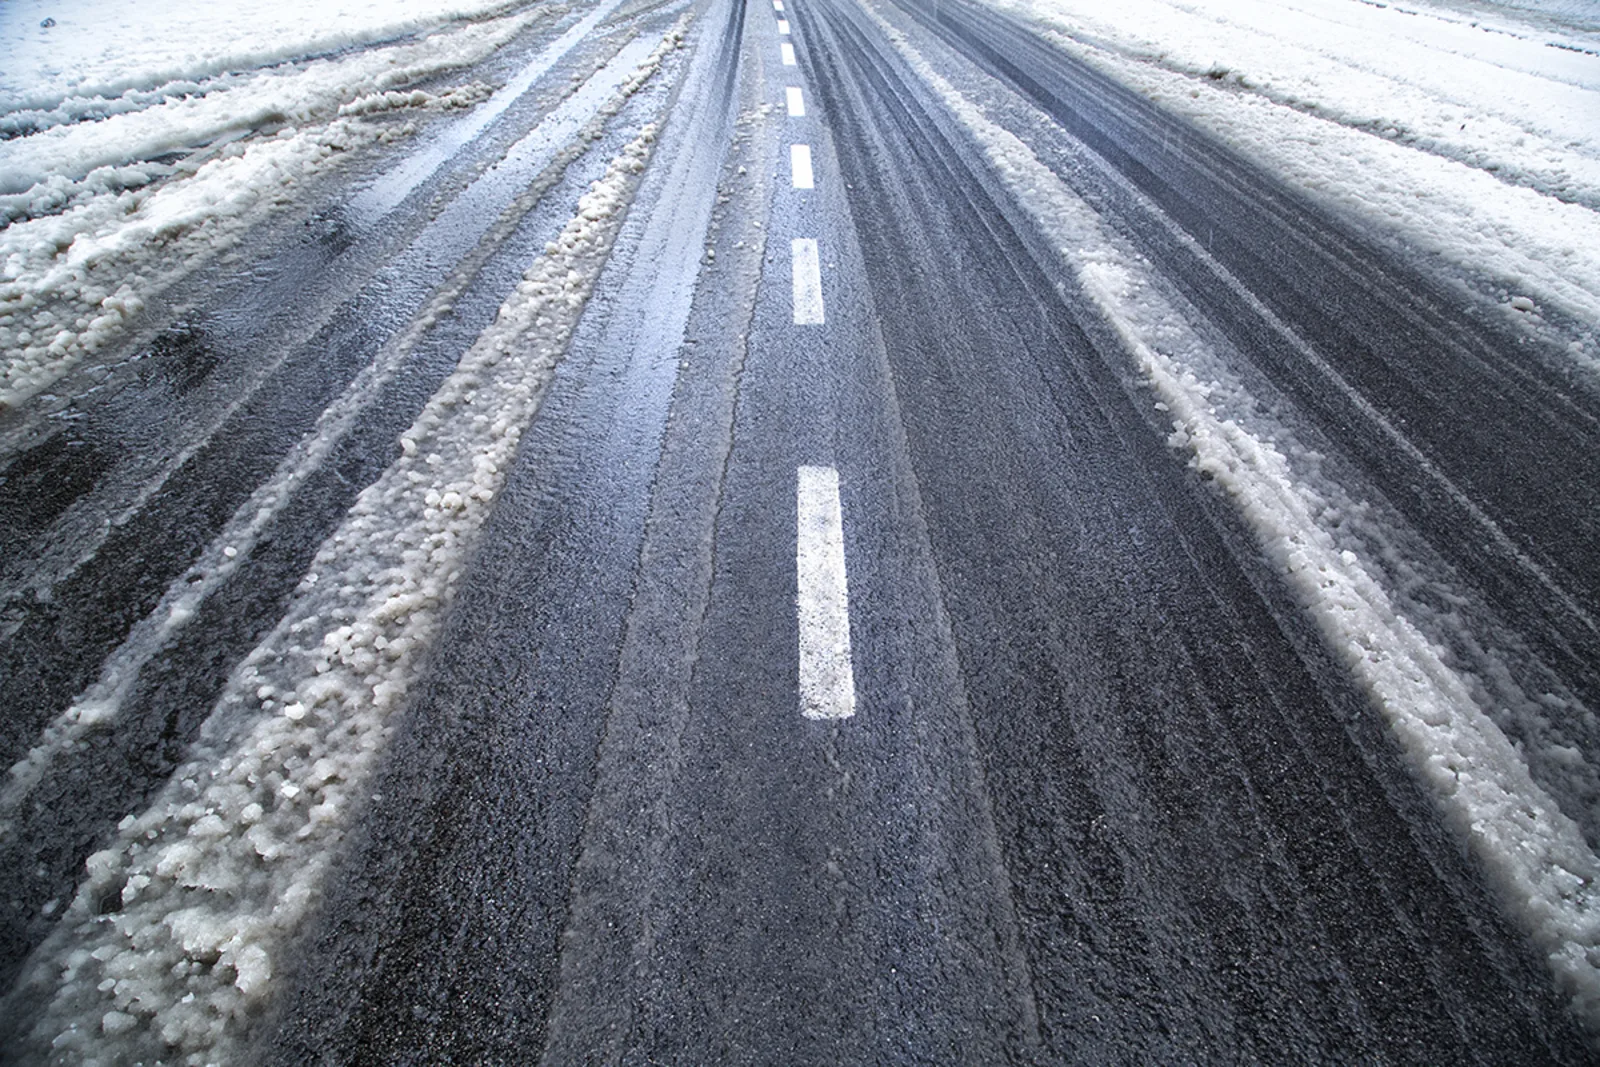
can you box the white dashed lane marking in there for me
[791,238,824,324]
[790,144,814,189]
[768,6,848,720]
[797,466,857,721]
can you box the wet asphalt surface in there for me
[3,0,1598,1061]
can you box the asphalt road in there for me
[1,0,1596,1061]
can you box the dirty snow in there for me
[0,4,552,410]
[0,17,666,833]
[4,108,664,1067]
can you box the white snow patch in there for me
[0,0,526,123]
[0,22,685,1063]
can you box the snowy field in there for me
[999,0,1600,369]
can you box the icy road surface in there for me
[1,0,1599,1061]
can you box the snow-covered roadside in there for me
[990,0,1600,367]
[0,19,685,1062]
[0,22,531,209]
[868,0,1600,1037]
[0,7,555,411]
[0,0,523,127]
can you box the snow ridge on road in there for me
[0,20,685,1063]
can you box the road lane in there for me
[268,0,1591,1059]
[0,8,695,1003]
[537,8,1049,1052]
[274,0,1587,1058]
[793,0,1588,1057]
[260,0,750,1060]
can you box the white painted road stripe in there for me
[778,18,790,33]
[792,238,824,324]
[781,42,796,65]
[786,86,805,116]
[797,466,856,721]
[790,144,814,189]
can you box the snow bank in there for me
[871,3,1600,1035]
[0,18,521,201]
[0,10,540,411]
[996,0,1600,362]
[0,0,523,122]
[0,20,686,1064]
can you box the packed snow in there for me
[995,0,1600,366]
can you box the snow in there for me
[0,3,572,807]
[0,0,518,123]
[0,12,688,1063]
[995,0,1600,364]
[0,3,550,409]
[866,0,1600,1038]
[0,10,669,769]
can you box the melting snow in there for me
[0,4,549,408]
